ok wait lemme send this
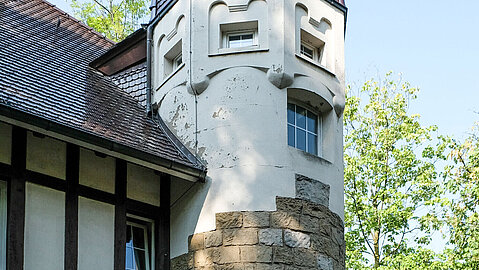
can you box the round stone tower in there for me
[149,0,347,268]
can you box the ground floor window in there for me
[126,217,153,270]
[0,180,6,270]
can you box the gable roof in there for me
[0,0,206,180]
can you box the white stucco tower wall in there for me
[150,0,346,259]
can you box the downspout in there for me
[188,0,199,159]
[146,0,179,115]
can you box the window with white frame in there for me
[220,21,258,50]
[299,29,324,64]
[287,103,320,155]
[0,181,6,270]
[173,53,182,70]
[125,216,154,270]
[226,31,254,48]
[164,39,183,78]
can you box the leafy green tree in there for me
[344,72,446,269]
[442,122,479,269]
[70,0,150,42]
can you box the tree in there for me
[70,0,150,42]
[344,72,446,269]
[442,122,479,269]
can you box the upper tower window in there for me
[300,29,325,64]
[300,43,315,60]
[163,39,183,78]
[220,21,258,51]
[227,32,255,48]
[173,53,182,69]
[288,103,320,155]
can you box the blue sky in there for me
[346,0,479,139]
[50,0,479,139]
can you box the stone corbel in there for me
[187,76,210,95]
[267,65,294,89]
[332,94,345,117]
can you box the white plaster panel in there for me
[79,148,115,194]
[24,183,65,270]
[0,122,11,165]
[78,197,114,270]
[127,163,161,206]
[26,131,66,180]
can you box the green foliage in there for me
[70,0,150,42]
[442,123,479,269]
[344,72,447,269]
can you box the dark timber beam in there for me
[157,174,171,270]
[114,159,127,270]
[65,144,79,270]
[7,126,26,270]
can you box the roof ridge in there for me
[35,0,116,47]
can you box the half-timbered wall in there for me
[0,121,172,270]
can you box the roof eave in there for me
[0,104,207,182]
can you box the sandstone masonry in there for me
[171,197,345,270]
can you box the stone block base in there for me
[171,197,345,270]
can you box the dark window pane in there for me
[242,34,253,40]
[307,111,317,133]
[297,129,306,151]
[307,133,317,155]
[176,56,182,66]
[132,226,145,249]
[296,106,306,129]
[287,103,295,124]
[288,125,295,147]
[229,35,240,41]
[134,250,146,270]
[301,44,314,59]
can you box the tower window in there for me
[125,217,153,270]
[227,32,255,48]
[173,53,182,69]
[300,43,315,60]
[287,103,320,155]
[220,21,259,51]
[164,39,183,78]
[299,29,325,64]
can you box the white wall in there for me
[127,163,161,207]
[24,183,65,270]
[79,148,115,194]
[78,197,115,270]
[26,131,66,180]
[153,0,345,257]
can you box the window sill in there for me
[289,146,332,165]
[295,53,335,77]
[209,47,269,57]
[157,63,185,91]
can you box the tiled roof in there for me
[0,0,205,175]
[110,63,147,107]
